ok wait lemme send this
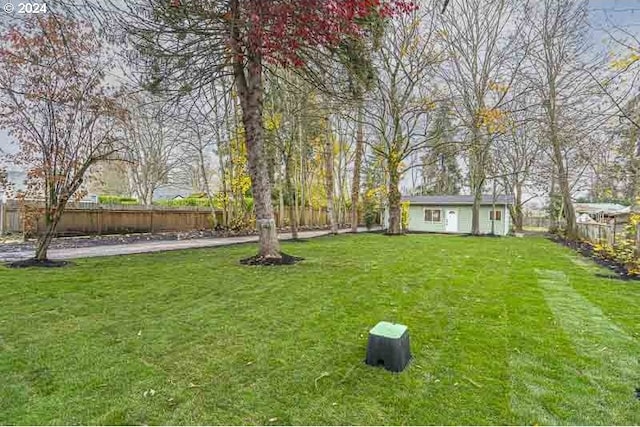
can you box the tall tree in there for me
[417,105,462,195]
[337,32,379,232]
[528,0,594,239]
[0,15,124,262]
[365,7,443,234]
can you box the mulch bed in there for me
[549,235,640,281]
[6,258,72,269]
[239,252,304,266]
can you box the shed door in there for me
[445,209,458,232]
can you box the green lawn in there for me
[1,234,639,425]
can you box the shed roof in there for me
[401,194,514,206]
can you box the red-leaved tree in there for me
[0,15,125,262]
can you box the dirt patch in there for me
[6,258,72,269]
[550,235,640,281]
[239,252,304,266]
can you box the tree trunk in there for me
[233,52,281,258]
[198,149,217,229]
[471,185,482,235]
[298,118,306,227]
[558,169,577,239]
[351,101,364,232]
[218,150,228,227]
[140,184,154,206]
[34,209,62,261]
[548,171,557,231]
[546,65,577,239]
[550,125,577,239]
[34,230,54,261]
[285,154,299,239]
[387,160,402,235]
[513,182,524,232]
[278,182,285,228]
[469,127,485,235]
[470,150,484,235]
[324,119,338,234]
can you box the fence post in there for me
[97,207,103,236]
[598,225,602,244]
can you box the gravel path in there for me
[0,228,374,262]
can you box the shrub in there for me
[363,201,378,230]
[155,198,215,208]
[99,195,139,205]
[244,197,254,213]
[228,215,254,232]
[400,201,410,231]
[592,238,640,276]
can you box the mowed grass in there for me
[1,234,639,425]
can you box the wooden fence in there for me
[576,222,630,246]
[0,200,364,236]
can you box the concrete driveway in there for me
[1,228,374,262]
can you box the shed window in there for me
[424,209,442,222]
[489,210,502,221]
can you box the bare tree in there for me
[491,93,543,232]
[175,97,220,226]
[439,0,530,234]
[123,95,181,205]
[527,0,601,239]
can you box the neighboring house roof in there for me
[577,213,598,224]
[574,203,629,215]
[153,185,194,201]
[609,206,632,217]
[401,194,515,206]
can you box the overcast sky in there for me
[1,0,639,167]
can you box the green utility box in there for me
[365,321,411,372]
